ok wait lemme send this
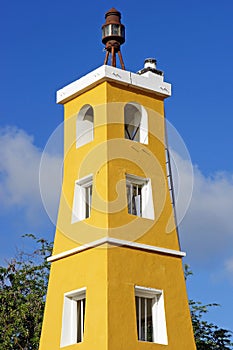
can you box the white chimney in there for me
[137,58,163,76]
[144,58,157,70]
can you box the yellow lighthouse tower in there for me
[39,8,196,350]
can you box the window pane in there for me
[125,123,140,141]
[77,298,86,343]
[131,184,137,215]
[141,297,145,340]
[136,296,153,342]
[85,187,89,218]
[126,181,144,217]
[124,104,141,142]
[112,24,120,35]
[85,185,92,218]
[83,106,93,123]
[136,296,141,340]
[127,184,132,214]
[103,25,111,37]
[135,192,142,216]
[83,298,86,334]
[76,105,94,149]
[77,300,81,343]
[147,298,153,342]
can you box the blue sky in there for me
[1,0,233,334]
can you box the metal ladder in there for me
[165,147,176,208]
[164,117,181,247]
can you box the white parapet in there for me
[56,65,171,104]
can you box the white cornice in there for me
[56,65,171,104]
[47,237,185,262]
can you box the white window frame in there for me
[72,174,93,223]
[135,286,168,345]
[126,174,154,220]
[124,102,148,144]
[60,287,86,347]
[76,104,94,148]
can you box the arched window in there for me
[76,105,94,148]
[124,103,148,144]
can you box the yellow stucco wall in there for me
[39,247,108,350]
[39,246,196,350]
[39,78,196,349]
[52,81,179,255]
[107,246,196,349]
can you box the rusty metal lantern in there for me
[102,8,125,69]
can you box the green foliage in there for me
[190,300,233,349]
[0,234,52,350]
[185,264,233,350]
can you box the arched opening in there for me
[124,103,148,144]
[76,105,94,148]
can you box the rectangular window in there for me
[135,286,168,345]
[126,174,154,220]
[60,288,86,347]
[72,175,93,223]
[136,296,153,342]
[127,182,143,216]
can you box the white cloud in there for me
[39,151,63,225]
[0,127,40,206]
[0,127,62,225]
[172,152,233,271]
